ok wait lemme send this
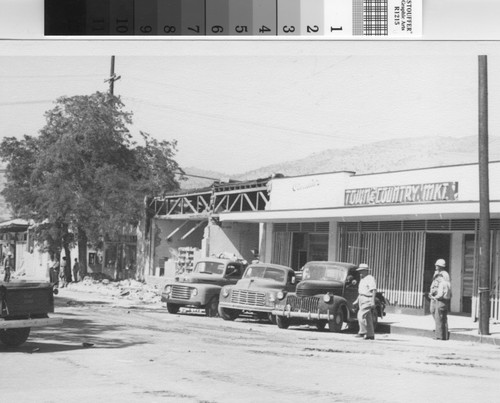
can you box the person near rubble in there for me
[353,263,377,340]
[48,255,60,286]
[60,256,71,287]
[73,258,81,283]
[3,252,13,282]
[429,259,452,340]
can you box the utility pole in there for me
[105,55,121,95]
[478,55,490,335]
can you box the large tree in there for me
[0,92,182,274]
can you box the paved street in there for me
[1,290,499,403]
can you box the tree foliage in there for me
[0,92,182,260]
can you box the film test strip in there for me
[45,0,421,37]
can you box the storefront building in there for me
[219,162,500,319]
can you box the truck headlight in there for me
[323,294,332,303]
[165,285,172,294]
[222,288,229,298]
[277,291,285,300]
[191,288,198,297]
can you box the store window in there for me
[309,233,329,261]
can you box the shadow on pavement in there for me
[0,313,148,353]
[0,338,146,354]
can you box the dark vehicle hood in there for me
[234,278,284,291]
[178,273,225,285]
[296,280,344,297]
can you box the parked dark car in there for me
[218,262,297,322]
[272,261,386,332]
[161,257,246,317]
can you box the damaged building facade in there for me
[146,161,500,320]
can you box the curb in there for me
[385,324,500,346]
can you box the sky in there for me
[1,41,500,176]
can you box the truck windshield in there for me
[194,261,225,275]
[302,264,347,282]
[243,266,286,283]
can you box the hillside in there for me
[232,135,500,181]
[179,135,500,189]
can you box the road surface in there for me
[1,290,499,402]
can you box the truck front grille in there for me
[231,290,266,306]
[171,285,191,300]
[287,295,320,313]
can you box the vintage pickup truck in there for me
[0,280,62,346]
[272,261,386,332]
[161,257,247,317]
[218,262,297,322]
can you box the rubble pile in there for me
[65,278,163,305]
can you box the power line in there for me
[0,100,54,106]
[122,95,367,145]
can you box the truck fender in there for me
[330,297,352,321]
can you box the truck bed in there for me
[0,281,55,318]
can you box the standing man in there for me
[73,258,80,283]
[48,255,60,286]
[429,259,452,340]
[354,263,377,340]
[3,252,13,282]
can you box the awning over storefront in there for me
[0,219,29,233]
[219,201,500,223]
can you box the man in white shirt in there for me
[354,263,377,340]
[429,259,451,340]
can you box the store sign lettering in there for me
[344,182,458,206]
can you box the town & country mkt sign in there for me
[344,182,458,206]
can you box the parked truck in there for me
[272,261,386,332]
[161,257,247,317]
[0,281,62,346]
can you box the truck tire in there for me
[0,327,31,347]
[328,308,344,333]
[166,303,180,314]
[218,306,240,321]
[276,315,290,329]
[205,297,219,317]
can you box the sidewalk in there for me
[380,312,500,345]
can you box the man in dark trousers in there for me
[73,258,81,282]
[3,252,13,282]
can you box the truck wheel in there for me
[328,308,344,332]
[218,307,240,321]
[166,303,180,314]
[205,297,219,317]
[276,315,290,329]
[0,327,31,347]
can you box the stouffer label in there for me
[344,182,458,206]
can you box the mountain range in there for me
[180,135,500,189]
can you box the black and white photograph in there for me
[1,3,500,402]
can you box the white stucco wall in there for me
[205,221,259,263]
[266,161,500,213]
[151,218,204,271]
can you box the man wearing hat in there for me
[3,252,13,282]
[429,259,451,340]
[354,263,377,340]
